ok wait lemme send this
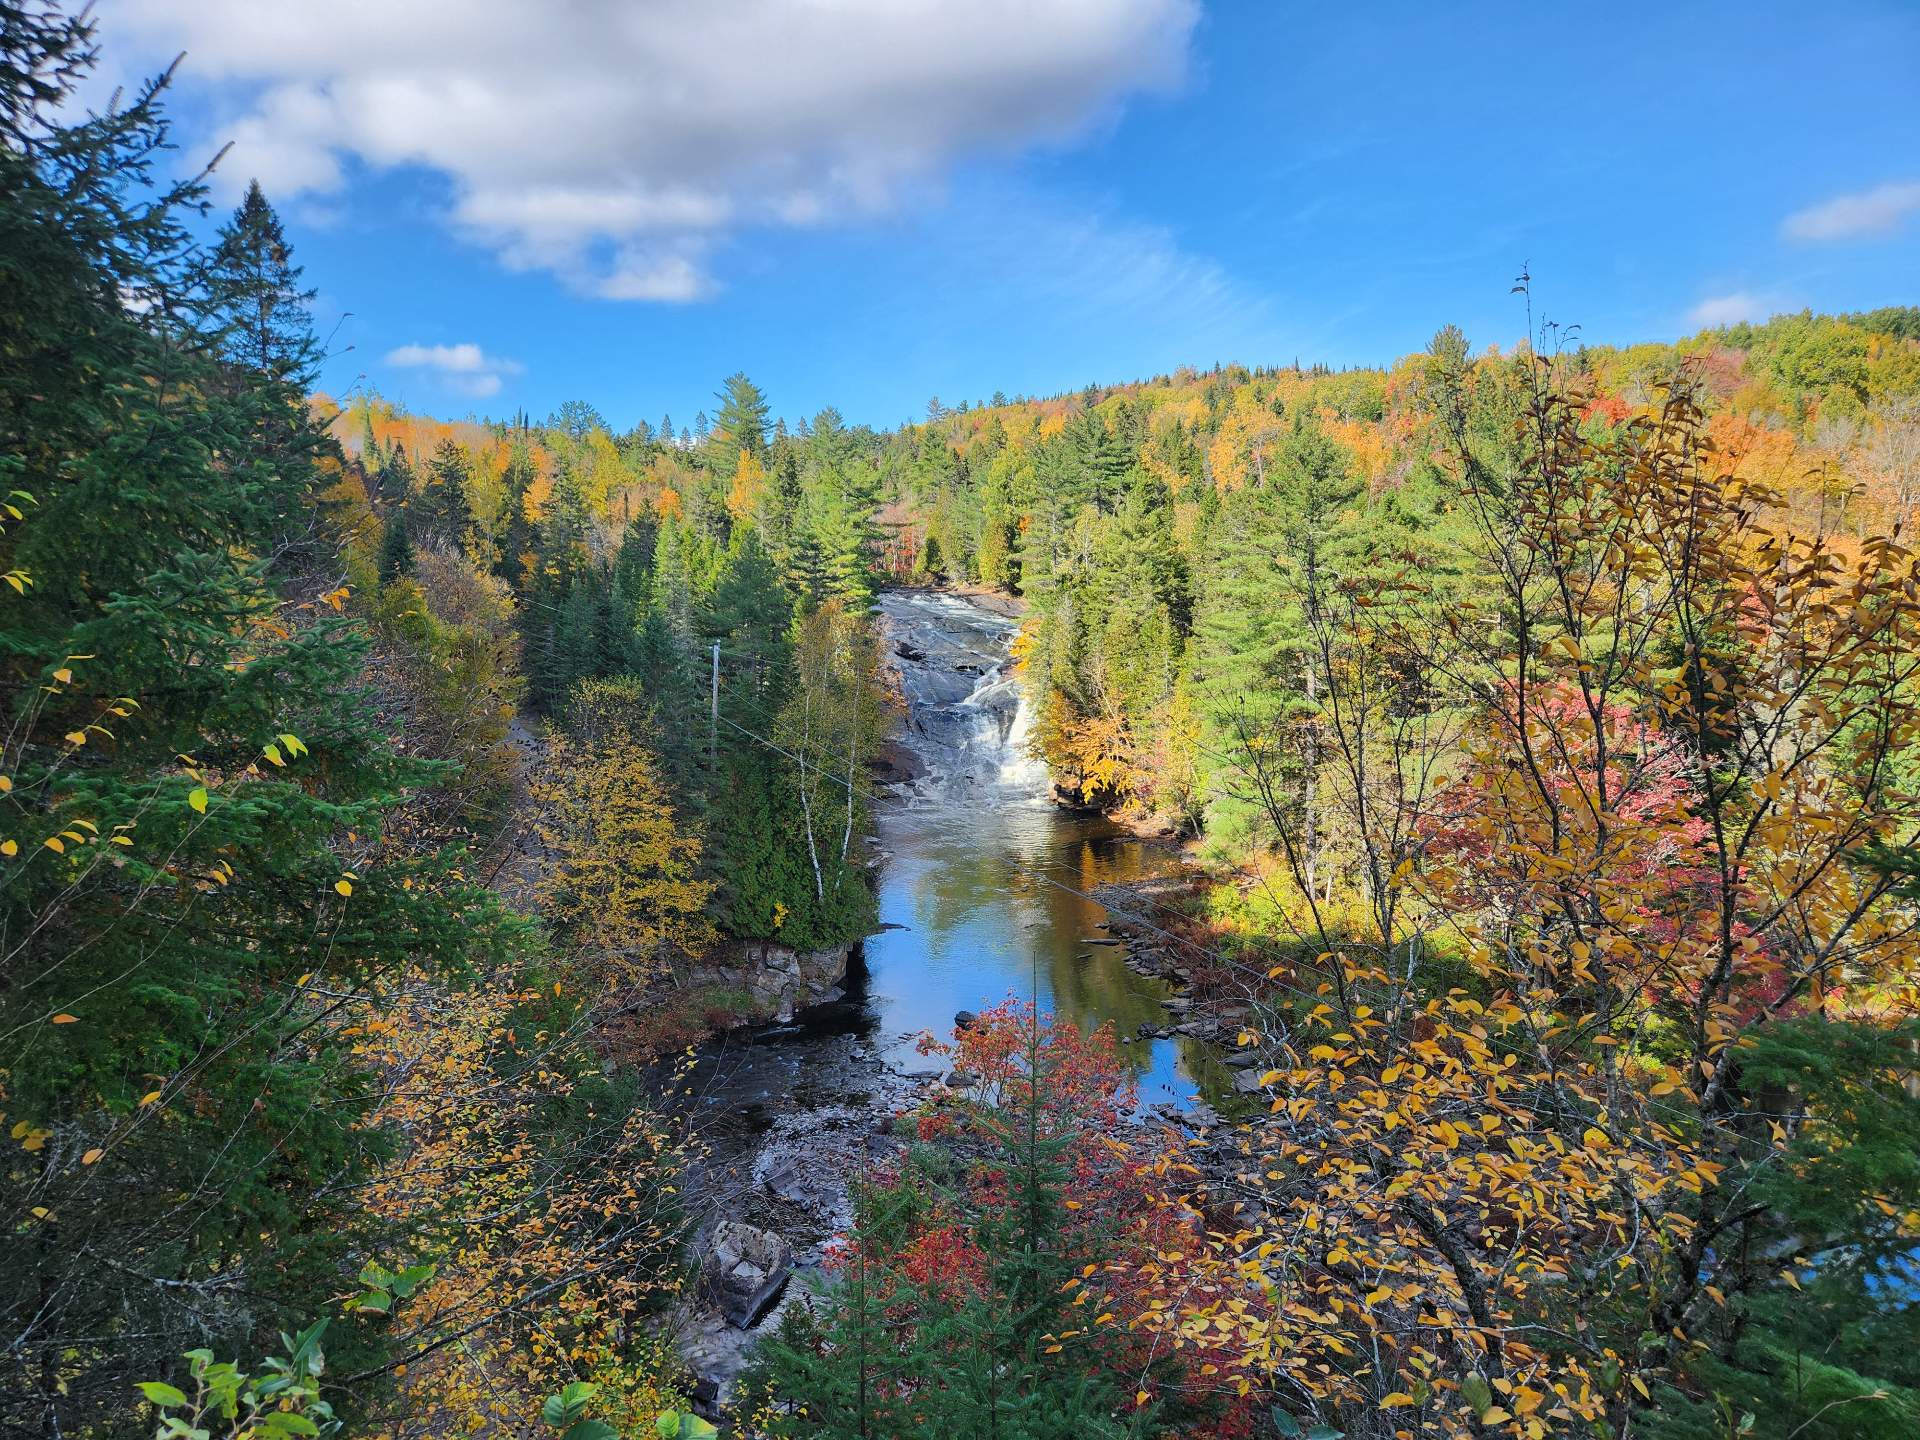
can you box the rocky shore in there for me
[667,1005,989,1411]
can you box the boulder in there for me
[953,1009,978,1030]
[700,1221,792,1329]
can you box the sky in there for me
[98,0,1920,432]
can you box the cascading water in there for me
[876,591,1053,805]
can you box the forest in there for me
[7,4,1920,1439]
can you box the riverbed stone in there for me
[700,1220,792,1328]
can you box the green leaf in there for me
[188,786,207,814]
[541,1394,570,1428]
[1461,1372,1493,1419]
[1270,1411,1302,1439]
[561,1423,618,1440]
[137,1381,190,1407]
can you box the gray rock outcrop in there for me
[700,1220,792,1329]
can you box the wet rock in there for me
[701,1221,792,1328]
[1232,1069,1271,1094]
[1224,1049,1261,1069]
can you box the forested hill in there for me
[344,304,1920,855]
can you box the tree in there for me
[709,371,770,466]
[531,678,714,991]
[378,510,414,581]
[199,180,329,558]
[746,1006,1185,1438]
[1142,364,1920,1438]
[1192,415,1364,859]
[0,11,517,1428]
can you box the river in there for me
[672,589,1216,1395]
[864,589,1202,1107]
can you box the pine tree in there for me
[1193,416,1363,853]
[708,370,771,466]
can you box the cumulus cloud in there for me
[114,0,1201,300]
[384,342,522,398]
[1782,180,1920,242]
[1686,292,1770,329]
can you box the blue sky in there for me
[106,0,1920,431]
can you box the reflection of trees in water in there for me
[879,810,1181,1079]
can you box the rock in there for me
[1164,996,1192,1014]
[1232,1068,1271,1094]
[944,1069,979,1089]
[700,1221,792,1329]
[954,1009,978,1030]
[1224,1049,1261,1069]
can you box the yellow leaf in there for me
[335,879,353,897]
[43,836,63,854]
[263,743,285,766]
[139,1091,162,1106]
[52,1013,78,1024]
[64,730,86,746]
[188,787,207,815]
[52,667,72,684]
[1135,1391,1149,1407]
[1380,1392,1416,1408]
[1631,1376,1650,1399]
[0,774,11,793]
[1,839,15,857]
[82,1148,104,1165]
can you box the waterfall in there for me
[877,592,1053,808]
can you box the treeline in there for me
[877,312,1920,848]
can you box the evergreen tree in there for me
[708,370,771,466]
[416,437,475,552]
[0,14,515,1429]
[199,180,328,556]
[1192,416,1363,850]
[378,509,414,581]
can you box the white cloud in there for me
[384,342,522,398]
[1782,180,1920,242]
[1687,292,1770,329]
[114,0,1201,301]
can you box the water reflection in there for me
[863,591,1202,1109]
